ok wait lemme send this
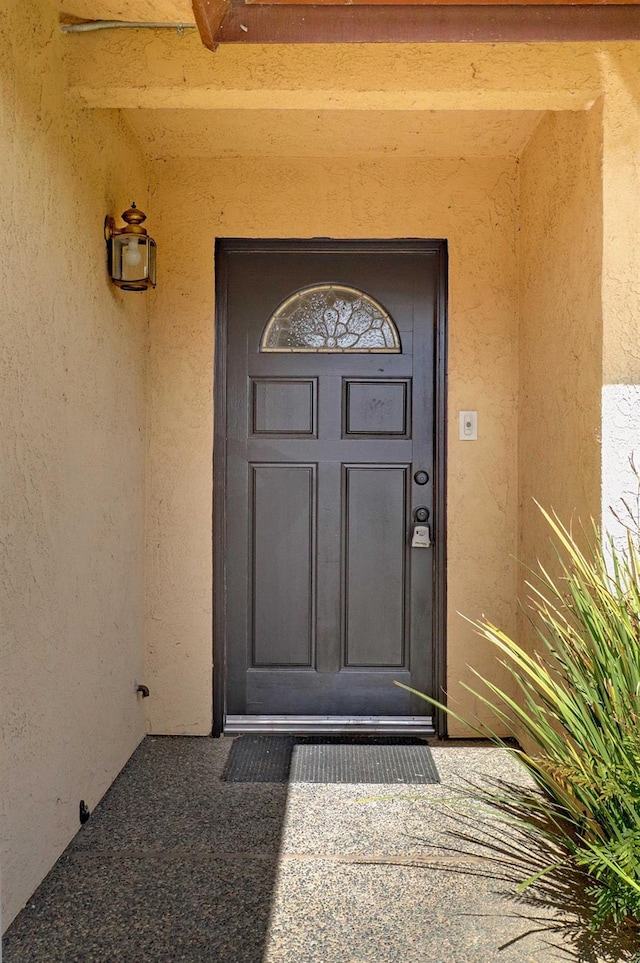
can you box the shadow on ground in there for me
[2,737,287,963]
[5,739,639,962]
[413,777,640,963]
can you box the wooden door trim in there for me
[213,238,448,737]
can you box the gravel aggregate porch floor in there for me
[1,736,622,962]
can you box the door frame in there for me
[212,238,448,737]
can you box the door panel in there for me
[251,464,316,667]
[343,465,408,668]
[251,379,317,436]
[216,240,446,732]
[344,379,411,437]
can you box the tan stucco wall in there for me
[601,51,640,387]
[146,155,521,736]
[600,51,640,542]
[517,106,603,631]
[1,0,149,928]
[57,33,639,746]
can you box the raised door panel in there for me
[343,465,408,668]
[344,379,411,437]
[251,464,316,667]
[252,378,317,436]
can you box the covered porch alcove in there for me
[3,0,640,929]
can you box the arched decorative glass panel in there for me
[260,283,401,353]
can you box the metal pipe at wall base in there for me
[60,21,197,34]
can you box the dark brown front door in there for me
[215,239,447,734]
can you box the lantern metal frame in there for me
[105,203,156,292]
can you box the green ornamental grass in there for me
[398,507,640,941]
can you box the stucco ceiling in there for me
[56,4,545,160]
[124,108,544,159]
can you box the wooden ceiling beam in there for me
[192,1,640,47]
[245,0,639,4]
[192,0,231,49]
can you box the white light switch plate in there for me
[459,411,478,440]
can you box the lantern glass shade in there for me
[109,232,157,291]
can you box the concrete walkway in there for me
[1,737,616,962]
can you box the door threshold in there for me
[224,714,435,736]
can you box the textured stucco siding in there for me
[600,50,640,540]
[1,0,149,928]
[602,385,640,550]
[145,156,521,738]
[518,108,603,652]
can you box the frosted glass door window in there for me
[260,284,401,353]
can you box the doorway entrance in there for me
[214,239,447,735]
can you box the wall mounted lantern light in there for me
[105,203,156,291]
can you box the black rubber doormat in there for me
[222,735,440,785]
[291,743,440,784]
[222,735,296,783]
